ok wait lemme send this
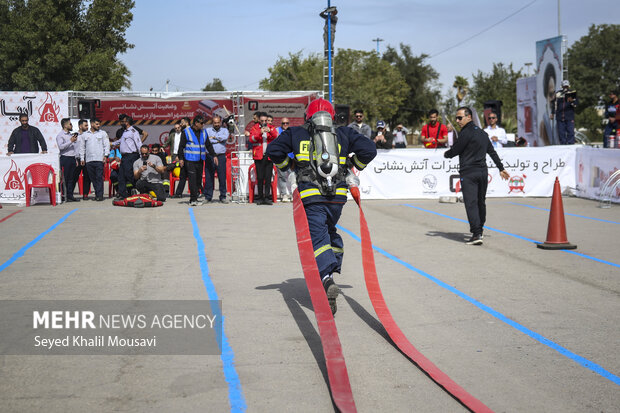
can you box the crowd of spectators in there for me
[6,87,619,205]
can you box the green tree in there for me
[567,24,620,135]
[259,51,323,91]
[0,0,134,91]
[470,63,522,130]
[335,48,409,122]
[202,78,226,91]
[260,49,409,123]
[382,43,440,127]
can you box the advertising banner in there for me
[0,153,61,204]
[535,36,563,147]
[575,146,620,202]
[357,147,577,200]
[517,76,537,146]
[0,92,69,155]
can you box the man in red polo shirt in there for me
[421,109,448,148]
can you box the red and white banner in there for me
[357,146,578,200]
[0,153,61,204]
[0,92,69,155]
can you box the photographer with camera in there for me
[371,120,393,149]
[133,144,167,202]
[551,79,578,145]
[56,118,80,202]
[249,112,278,205]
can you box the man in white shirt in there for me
[79,118,110,201]
[484,112,507,148]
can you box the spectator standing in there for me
[371,120,393,149]
[79,118,109,202]
[603,112,618,148]
[276,118,293,202]
[56,118,80,202]
[113,115,142,199]
[605,90,619,119]
[443,107,509,245]
[133,144,167,201]
[421,109,448,148]
[347,109,372,138]
[204,115,230,203]
[115,114,148,143]
[170,118,191,198]
[244,111,260,151]
[249,113,278,205]
[7,114,47,155]
[484,112,507,148]
[392,123,409,148]
[551,79,578,145]
[74,119,91,200]
[446,123,456,147]
[178,116,217,206]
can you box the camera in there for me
[143,161,147,166]
[223,115,235,126]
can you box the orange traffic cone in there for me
[537,177,577,250]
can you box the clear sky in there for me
[121,0,617,97]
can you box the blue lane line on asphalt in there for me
[189,208,247,413]
[504,201,620,225]
[335,224,620,386]
[403,203,620,269]
[0,209,78,273]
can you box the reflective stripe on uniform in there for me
[296,154,310,162]
[314,244,332,257]
[339,157,347,164]
[352,155,366,170]
[300,188,321,198]
[332,247,344,254]
[335,188,348,196]
[276,158,290,169]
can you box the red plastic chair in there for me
[248,163,278,204]
[24,163,57,206]
[226,152,238,195]
[104,161,117,198]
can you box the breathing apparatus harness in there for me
[296,111,347,196]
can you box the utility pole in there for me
[372,38,384,54]
[557,0,561,36]
[524,62,533,77]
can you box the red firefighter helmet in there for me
[305,98,335,120]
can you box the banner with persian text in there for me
[0,92,69,155]
[357,146,577,200]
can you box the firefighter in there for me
[266,98,377,315]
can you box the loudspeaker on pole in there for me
[537,177,577,250]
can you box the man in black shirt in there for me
[444,107,510,245]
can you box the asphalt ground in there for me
[0,193,618,413]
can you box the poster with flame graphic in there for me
[0,92,68,156]
[0,153,61,204]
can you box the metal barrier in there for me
[599,170,620,208]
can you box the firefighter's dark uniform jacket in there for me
[266,124,377,204]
